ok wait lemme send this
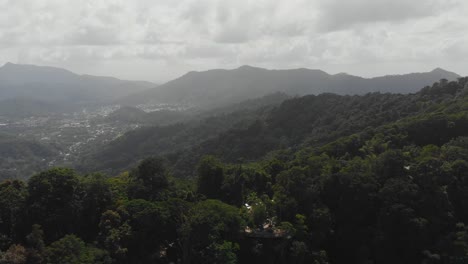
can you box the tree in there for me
[197,156,225,199]
[373,149,406,181]
[128,157,169,201]
[289,241,309,264]
[264,158,286,184]
[320,158,378,263]
[0,180,26,244]
[182,200,244,264]
[206,241,239,264]
[45,235,111,264]
[273,166,315,221]
[26,168,83,242]
[376,178,427,264]
[447,160,468,222]
[0,244,27,264]
[80,173,114,240]
[25,224,45,264]
[98,210,131,263]
[120,199,173,262]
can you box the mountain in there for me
[120,65,460,109]
[0,97,69,118]
[0,132,57,180]
[105,106,148,123]
[80,77,468,176]
[4,77,468,264]
[77,92,290,173]
[0,62,155,106]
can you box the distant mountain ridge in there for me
[121,65,460,109]
[0,97,69,118]
[0,62,460,112]
[0,62,155,105]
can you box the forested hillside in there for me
[0,133,58,181]
[2,78,468,263]
[82,78,465,177]
[77,93,290,174]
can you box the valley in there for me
[2,2,468,263]
[1,62,467,264]
[0,103,186,180]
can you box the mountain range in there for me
[1,62,468,264]
[120,65,460,109]
[0,63,461,113]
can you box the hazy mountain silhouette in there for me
[0,97,69,118]
[1,63,460,112]
[121,65,460,109]
[0,62,155,105]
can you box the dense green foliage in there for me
[0,133,57,181]
[81,78,460,178]
[77,93,287,174]
[3,78,468,263]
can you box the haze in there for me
[1,0,467,82]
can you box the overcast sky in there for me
[0,0,467,83]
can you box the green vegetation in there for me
[0,133,57,181]
[81,78,461,178]
[2,78,468,263]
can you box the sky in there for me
[0,0,467,83]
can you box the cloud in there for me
[0,0,467,82]
[317,0,458,32]
[64,26,122,46]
